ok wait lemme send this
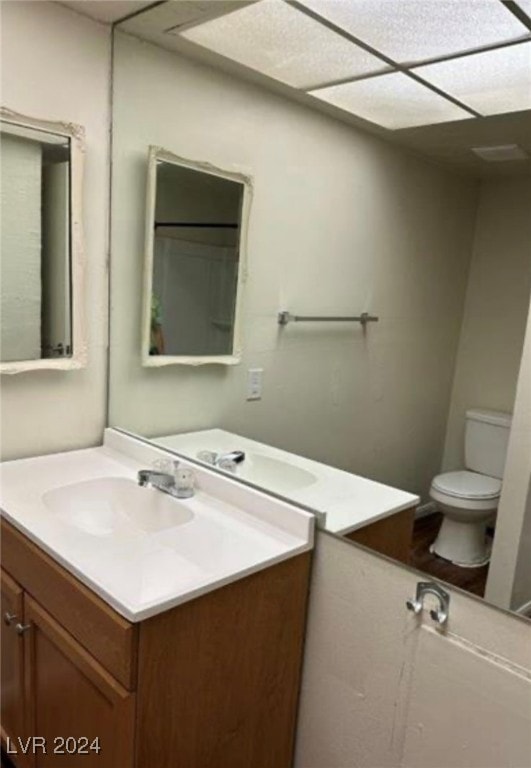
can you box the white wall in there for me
[440,176,531,613]
[486,299,531,610]
[295,532,531,768]
[110,32,479,501]
[0,2,111,460]
[0,134,42,362]
[443,177,531,471]
[512,480,531,610]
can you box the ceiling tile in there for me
[180,0,388,89]
[416,42,531,116]
[298,0,530,64]
[515,0,531,19]
[311,72,474,129]
[471,144,528,161]
[60,1,155,24]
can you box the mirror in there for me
[142,147,250,366]
[109,16,531,621]
[0,110,85,373]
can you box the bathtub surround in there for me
[110,31,479,503]
[0,1,110,460]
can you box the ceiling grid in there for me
[176,0,531,129]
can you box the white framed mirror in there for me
[0,108,86,374]
[141,146,252,367]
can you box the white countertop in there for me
[0,430,314,622]
[153,429,420,536]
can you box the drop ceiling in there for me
[113,0,531,177]
[59,1,158,24]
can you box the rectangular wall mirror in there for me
[142,147,250,366]
[0,110,85,373]
[109,21,531,623]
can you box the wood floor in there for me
[410,512,489,597]
[1,751,15,768]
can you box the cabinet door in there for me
[345,507,415,563]
[1,569,25,747]
[23,595,135,768]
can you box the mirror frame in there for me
[141,146,252,367]
[0,107,87,375]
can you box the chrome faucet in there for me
[137,463,194,499]
[197,450,245,473]
[217,451,245,466]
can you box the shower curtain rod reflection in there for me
[154,222,239,229]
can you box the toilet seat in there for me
[432,471,501,501]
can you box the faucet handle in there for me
[217,458,238,473]
[152,458,175,474]
[197,450,218,466]
[174,465,195,498]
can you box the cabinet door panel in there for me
[345,507,415,564]
[1,569,25,747]
[24,596,135,768]
[1,520,137,690]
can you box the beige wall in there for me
[443,177,531,471]
[110,32,478,501]
[295,532,531,768]
[0,2,111,460]
[486,300,531,611]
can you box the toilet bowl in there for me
[429,409,511,567]
[430,471,500,566]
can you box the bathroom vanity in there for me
[151,428,419,562]
[344,507,415,563]
[0,431,314,768]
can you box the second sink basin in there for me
[43,477,194,537]
[240,453,317,494]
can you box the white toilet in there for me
[430,409,512,567]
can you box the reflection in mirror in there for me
[1,120,71,363]
[110,23,531,620]
[142,148,249,366]
[0,109,85,373]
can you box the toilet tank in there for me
[465,409,512,479]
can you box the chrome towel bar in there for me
[278,310,379,326]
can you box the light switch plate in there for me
[247,368,263,401]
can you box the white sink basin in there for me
[43,477,194,537]
[238,453,317,494]
[0,431,314,621]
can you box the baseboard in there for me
[415,501,437,519]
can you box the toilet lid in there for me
[432,471,501,500]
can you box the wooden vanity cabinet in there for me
[1,519,311,768]
[1,587,135,768]
[22,596,136,768]
[345,506,416,564]
[1,569,26,758]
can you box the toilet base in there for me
[431,516,491,568]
